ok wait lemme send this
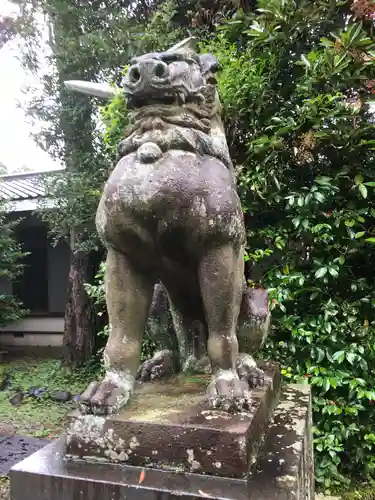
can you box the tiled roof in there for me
[0,168,65,212]
[0,172,47,201]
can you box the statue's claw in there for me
[206,369,252,412]
[236,353,265,389]
[136,350,175,382]
[79,380,130,416]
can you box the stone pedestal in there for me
[65,364,281,478]
[10,365,314,500]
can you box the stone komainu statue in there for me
[65,38,270,415]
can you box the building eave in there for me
[2,197,57,213]
[0,167,65,213]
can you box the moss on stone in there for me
[121,373,209,423]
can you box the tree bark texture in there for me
[62,231,93,367]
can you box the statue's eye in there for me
[129,67,141,82]
[155,63,167,78]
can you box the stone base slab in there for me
[10,384,314,500]
[65,364,280,478]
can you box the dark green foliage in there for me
[0,211,26,326]
[0,12,19,50]
[206,0,375,489]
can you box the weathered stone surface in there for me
[65,363,280,478]
[315,496,341,500]
[51,391,72,402]
[10,384,313,500]
[65,38,271,416]
[248,384,314,499]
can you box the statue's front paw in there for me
[79,375,132,416]
[206,369,251,412]
[236,353,265,389]
[136,350,174,382]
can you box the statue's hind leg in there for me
[198,243,251,411]
[137,283,179,382]
[80,247,154,415]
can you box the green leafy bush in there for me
[204,0,375,489]
[0,209,26,326]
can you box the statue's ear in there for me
[199,53,221,75]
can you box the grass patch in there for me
[0,476,9,500]
[341,485,375,500]
[0,357,100,438]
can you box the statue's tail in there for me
[238,285,271,353]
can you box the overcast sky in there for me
[0,1,58,173]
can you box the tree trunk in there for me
[62,230,93,367]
